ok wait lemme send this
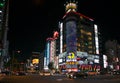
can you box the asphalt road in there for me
[0,74,120,83]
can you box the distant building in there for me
[31,52,40,71]
[105,40,120,71]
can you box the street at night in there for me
[0,74,120,83]
[0,0,120,83]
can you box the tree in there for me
[48,62,54,70]
[48,62,55,75]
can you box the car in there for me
[39,70,51,76]
[1,71,11,76]
[66,71,88,79]
[112,70,120,75]
[87,71,98,76]
[16,71,27,76]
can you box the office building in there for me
[59,0,100,72]
[0,0,9,70]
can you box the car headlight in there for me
[70,74,73,77]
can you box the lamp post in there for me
[11,50,21,72]
[11,50,15,72]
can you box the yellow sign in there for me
[68,52,75,59]
[66,61,78,65]
[32,59,39,64]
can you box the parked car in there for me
[112,70,120,75]
[1,70,11,76]
[66,71,88,79]
[16,71,27,76]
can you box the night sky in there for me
[8,0,120,59]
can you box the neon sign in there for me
[68,52,75,59]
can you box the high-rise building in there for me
[44,31,59,70]
[0,0,9,70]
[59,0,100,72]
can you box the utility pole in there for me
[11,50,15,71]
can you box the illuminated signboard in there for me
[66,61,78,65]
[67,52,75,59]
[32,59,39,64]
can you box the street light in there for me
[11,50,21,72]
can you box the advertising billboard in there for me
[65,21,77,69]
[32,59,39,64]
[66,21,77,60]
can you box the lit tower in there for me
[44,31,59,70]
[61,0,100,72]
[0,0,9,70]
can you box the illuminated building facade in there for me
[44,38,55,70]
[44,31,59,70]
[31,52,40,71]
[59,1,100,72]
[105,40,120,72]
[0,0,9,70]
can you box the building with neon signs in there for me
[44,31,59,70]
[0,0,9,70]
[59,0,100,72]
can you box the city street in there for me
[0,74,120,83]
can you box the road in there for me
[0,74,120,83]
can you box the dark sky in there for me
[8,0,120,59]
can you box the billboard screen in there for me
[32,59,39,64]
[65,21,77,69]
[66,21,77,60]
